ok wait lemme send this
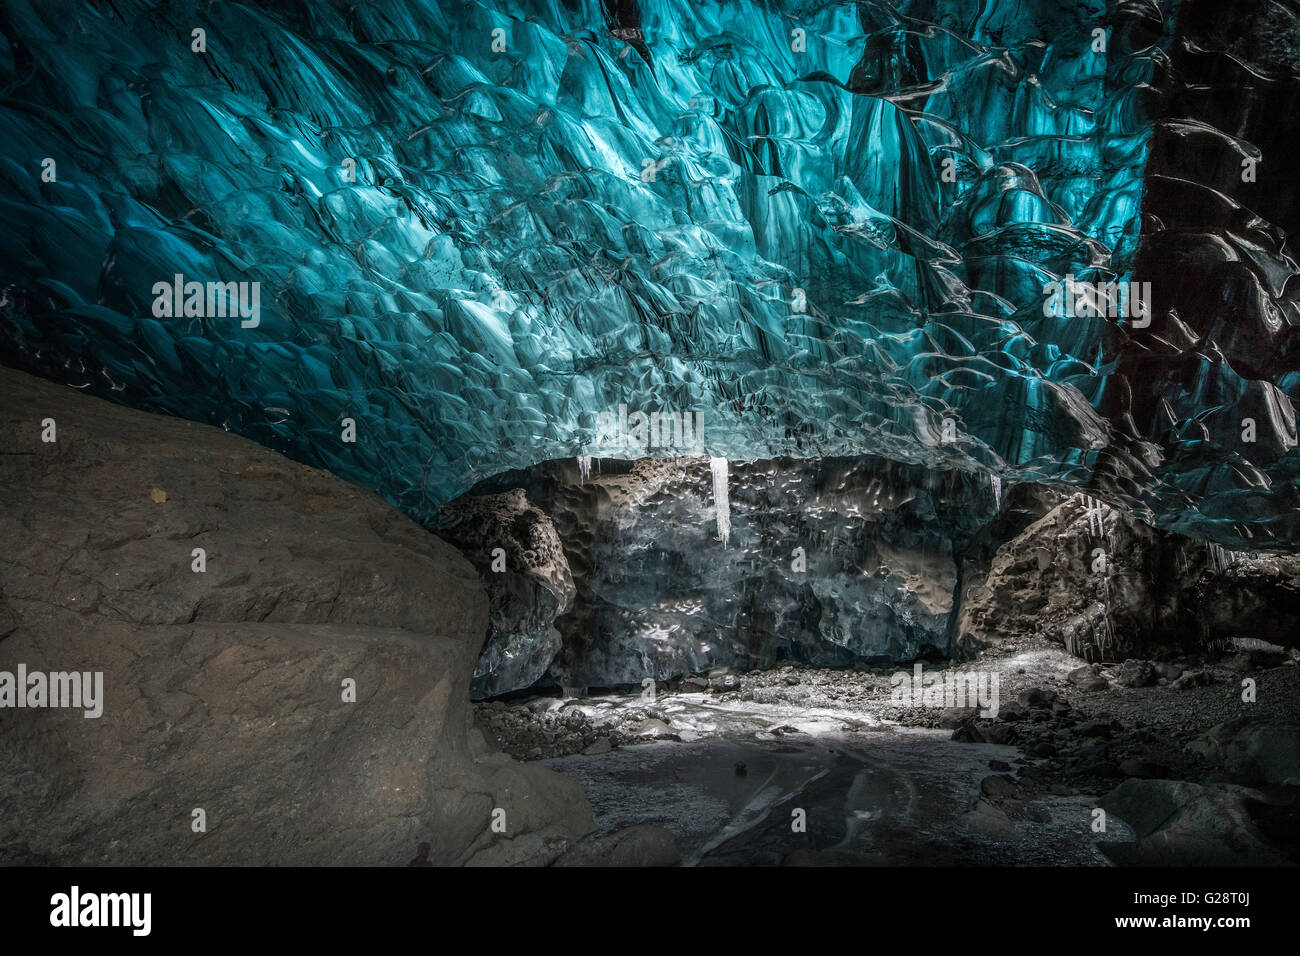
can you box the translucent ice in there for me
[0,0,1294,550]
[710,457,731,548]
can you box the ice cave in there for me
[0,0,1298,875]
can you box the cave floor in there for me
[543,710,1121,866]
[509,637,1300,865]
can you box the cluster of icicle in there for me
[577,455,592,483]
[1079,494,1106,538]
[1207,541,1236,572]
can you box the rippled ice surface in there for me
[0,4,1157,505]
[3,0,1294,548]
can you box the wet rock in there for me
[1153,662,1184,681]
[1225,644,1289,672]
[553,825,680,867]
[627,718,673,737]
[1170,669,1215,691]
[1024,805,1052,824]
[1188,717,1300,786]
[958,493,1300,660]
[1068,664,1102,684]
[1113,659,1157,688]
[437,489,576,699]
[981,723,1018,745]
[1018,688,1058,708]
[961,799,1015,838]
[1077,719,1116,739]
[1101,779,1289,866]
[998,701,1030,723]
[582,737,613,755]
[1074,758,1121,779]
[1077,741,1111,760]
[980,774,1020,799]
[939,706,981,728]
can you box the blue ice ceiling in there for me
[3,0,1292,545]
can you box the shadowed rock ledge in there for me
[0,366,592,865]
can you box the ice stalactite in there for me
[1207,542,1235,572]
[990,474,1002,510]
[577,456,592,483]
[1098,602,1116,659]
[1079,494,1105,538]
[710,457,731,547]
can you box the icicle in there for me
[1098,602,1115,658]
[709,457,731,547]
[577,455,591,484]
[990,474,1002,510]
[1206,541,1234,572]
[1078,494,1104,538]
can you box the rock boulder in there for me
[0,367,592,865]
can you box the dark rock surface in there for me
[0,367,592,865]
[448,458,1300,694]
[552,824,680,867]
[957,492,1300,661]
[1189,716,1300,786]
[1100,779,1289,866]
[436,489,575,698]
[454,455,999,689]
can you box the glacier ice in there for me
[0,0,1296,550]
